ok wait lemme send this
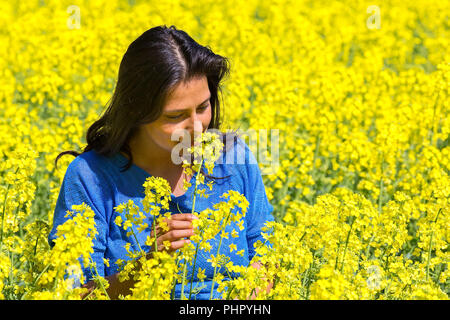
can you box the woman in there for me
[49,25,274,300]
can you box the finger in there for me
[163,239,191,252]
[170,213,198,221]
[167,219,193,230]
[150,213,196,236]
[158,229,194,242]
[151,220,193,236]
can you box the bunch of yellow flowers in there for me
[0,0,448,300]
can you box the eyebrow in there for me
[165,96,211,113]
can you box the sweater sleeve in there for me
[239,140,275,262]
[48,157,109,283]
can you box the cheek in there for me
[160,124,187,146]
[145,123,176,147]
[201,107,212,129]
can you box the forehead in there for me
[164,76,210,111]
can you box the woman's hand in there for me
[149,213,197,253]
[80,213,197,300]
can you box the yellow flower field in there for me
[0,0,448,299]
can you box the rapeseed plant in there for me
[0,0,448,300]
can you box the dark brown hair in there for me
[55,25,237,174]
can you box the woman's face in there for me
[135,75,212,161]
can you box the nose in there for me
[187,113,203,144]
[191,119,203,145]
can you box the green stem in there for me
[226,284,236,300]
[129,226,145,257]
[20,262,52,300]
[32,263,51,287]
[9,250,15,296]
[82,287,96,300]
[28,233,40,273]
[90,257,110,299]
[334,241,341,270]
[153,217,158,253]
[191,158,204,214]
[340,218,355,272]
[170,204,184,300]
[171,251,183,299]
[180,262,188,300]
[210,235,225,300]
[378,153,385,213]
[426,208,442,281]
[0,184,11,252]
[365,234,375,259]
[180,156,205,300]
[188,232,202,299]
[208,210,233,300]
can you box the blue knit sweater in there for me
[48,137,274,299]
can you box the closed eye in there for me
[165,104,209,120]
[197,104,209,112]
[166,113,183,119]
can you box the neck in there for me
[126,134,182,177]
